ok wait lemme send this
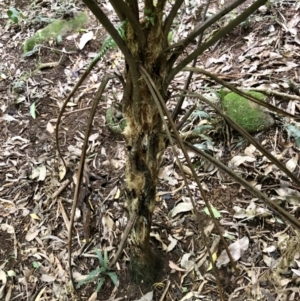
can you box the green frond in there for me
[95,248,104,267]
[190,110,211,120]
[286,124,300,148]
[192,124,214,135]
[106,271,119,287]
[97,20,127,60]
[76,268,102,288]
[95,277,106,293]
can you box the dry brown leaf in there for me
[169,261,186,272]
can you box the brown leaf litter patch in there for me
[1,0,300,300]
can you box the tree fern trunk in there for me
[121,11,168,283]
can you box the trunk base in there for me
[130,246,162,285]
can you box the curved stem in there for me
[110,0,146,48]
[163,0,184,39]
[165,0,247,53]
[81,0,140,88]
[166,0,267,84]
[171,0,211,121]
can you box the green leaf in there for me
[95,249,105,267]
[106,271,118,287]
[286,124,300,148]
[23,47,39,58]
[57,35,62,43]
[30,102,37,119]
[149,16,155,26]
[190,110,210,120]
[32,261,40,269]
[7,7,23,24]
[95,277,106,292]
[204,205,222,219]
[76,268,102,288]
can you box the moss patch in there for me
[221,91,275,133]
[24,12,88,52]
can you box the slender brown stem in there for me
[140,65,232,300]
[171,0,211,121]
[81,0,140,88]
[166,0,267,84]
[127,0,139,19]
[110,0,146,48]
[185,90,300,187]
[109,213,137,267]
[165,0,248,53]
[163,0,184,39]
[175,104,196,131]
[68,75,115,288]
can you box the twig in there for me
[81,0,140,87]
[109,213,137,267]
[163,0,184,39]
[51,179,70,199]
[176,104,196,130]
[56,57,103,169]
[58,199,70,232]
[36,55,64,70]
[246,87,300,101]
[109,0,146,48]
[159,280,170,301]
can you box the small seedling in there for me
[76,249,118,293]
[7,7,25,24]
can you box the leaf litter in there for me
[0,0,300,300]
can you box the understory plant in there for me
[76,249,118,293]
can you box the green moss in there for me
[222,91,274,133]
[24,12,88,52]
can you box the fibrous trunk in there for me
[121,8,168,284]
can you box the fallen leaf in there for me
[79,31,93,50]
[169,202,193,217]
[25,227,40,241]
[38,165,47,181]
[286,153,298,172]
[216,236,249,268]
[30,213,41,220]
[169,261,186,272]
[46,122,54,134]
[134,291,153,301]
[40,274,56,282]
[229,155,256,167]
[166,235,177,253]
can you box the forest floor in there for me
[1,0,300,300]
